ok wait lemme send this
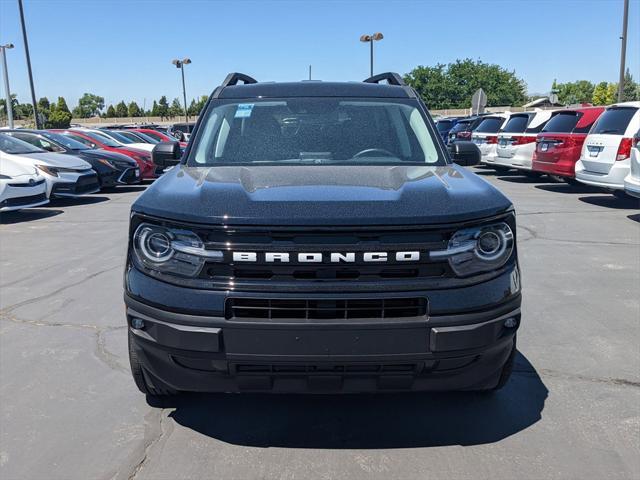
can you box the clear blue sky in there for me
[1,0,638,109]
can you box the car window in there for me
[502,114,531,133]
[101,131,133,144]
[474,117,504,133]
[191,98,444,166]
[0,133,44,154]
[590,107,638,135]
[132,132,160,143]
[436,120,454,131]
[541,112,582,133]
[449,121,471,133]
[41,132,89,151]
[75,131,120,147]
[8,133,65,153]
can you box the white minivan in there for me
[471,113,510,164]
[575,102,640,194]
[487,109,555,172]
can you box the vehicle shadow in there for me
[48,196,110,207]
[495,175,548,184]
[578,195,640,210]
[155,352,547,449]
[0,208,63,224]
[535,184,602,195]
[628,213,640,223]
[103,186,148,194]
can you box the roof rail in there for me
[212,72,258,98]
[363,72,406,86]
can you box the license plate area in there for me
[587,145,603,157]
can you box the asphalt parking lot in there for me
[1,169,639,480]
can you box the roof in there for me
[217,81,413,99]
[522,97,563,108]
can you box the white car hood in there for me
[126,143,155,152]
[10,151,91,170]
[0,155,40,177]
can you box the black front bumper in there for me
[125,266,521,393]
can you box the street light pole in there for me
[359,32,384,77]
[617,0,629,102]
[17,0,39,128]
[172,58,191,122]
[0,43,15,128]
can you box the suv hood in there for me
[0,155,39,177]
[133,164,513,226]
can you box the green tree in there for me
[592,82,609,105]
[47,109,72,128]
[150,100,159,116]
[169,98,183,117]
[622,68,638,102]
[188,95,208,116]
[404,59,527,109]
[106,104,116,118]
[115,101,128,117]
[72,93,105,118]
[157,96,169,119]
[56,96,71,114]
[606,83,618,104]
[556,80,595,105]
[38,97,51,113]
[128,101,142,117]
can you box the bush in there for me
[47,109,72,129]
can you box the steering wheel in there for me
[352,148,396,159]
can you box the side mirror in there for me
[449,141,481,166]
[152,141,181,168]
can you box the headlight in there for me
[98,158,117,169]
[35,164,59,177]
[431,222,514,276]
[133,223,223,277]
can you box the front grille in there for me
[1,192,47,208]
[8,179,45,188]
[226,297,427,320]
[233,362,421,375]
[75,174,99,193]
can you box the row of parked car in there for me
[0,124,189,212]
[437,101,640,199]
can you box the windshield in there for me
[590,107,638,135]
[190,98,444,166]
[100,131,133,144]
[542,112,582,133]
[75,131,121,147]
[128,131,160,143]
[475,117,504,133]
[501,114,531,133]
[137,130,165,142]
[0,133,44,154]
[41,132,89,151]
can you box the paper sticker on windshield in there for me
[235,104,254,118]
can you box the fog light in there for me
[131,318,145,329]
[504,317,518,328]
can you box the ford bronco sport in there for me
[125,72,521,395]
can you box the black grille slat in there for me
[226,297,427,320]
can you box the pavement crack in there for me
[514,367,640,388]
[120,408,172,480]
[95,327,129,374]
[0,264,122,314]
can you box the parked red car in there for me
[132,128,188,149]
[531,107,605,182]
[53,129,156,180]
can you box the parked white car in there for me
[486,109,555,172]
[471,113,511,164]
[0,134,100,198]
[623,129,640,198]
[0,156,49,212]
[81,129,155,153]
[576,102,640,195]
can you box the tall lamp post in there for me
[0,43,15,128]
[172,58,191,122]
[617,0,629,102]
[359,32,383,77]
[18,0,39,128]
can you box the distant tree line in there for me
[552,69,639,106]
[0,93,210,129]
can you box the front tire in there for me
[612,190,630,199]
[128,330,175,397]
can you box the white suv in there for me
[576,102,640,194]
[471,113,510,164]
[624,129,640,198]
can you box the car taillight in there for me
[616,138,632,161]
[457,131,472,139]
[514,136,536,146]
[486,135,498,144]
